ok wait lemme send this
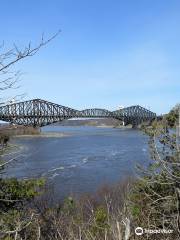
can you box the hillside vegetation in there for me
[165,103,180,127]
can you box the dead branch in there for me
[0,30,60,73]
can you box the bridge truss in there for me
[0,99,156,127]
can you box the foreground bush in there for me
[129,120,180,239]
[0,179,133,240]
[0,178,45,239]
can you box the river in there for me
[1,126,151,200]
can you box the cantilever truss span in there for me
[0,99,156,127]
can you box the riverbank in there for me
[0,143,20,155]
[0,125,40,136]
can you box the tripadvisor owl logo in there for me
[135,227,173,236]
[135,227,143,236]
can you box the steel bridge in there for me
[0,99,156,127]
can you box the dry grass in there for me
[16,178,133,240]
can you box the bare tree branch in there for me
[0,30,60,97]
[0,30,60,72]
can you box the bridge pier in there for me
[132,124,138,129]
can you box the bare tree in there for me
[0,30,60,159]
[129,119,180,239]
[0,31,60,239]
[0,30,60,104]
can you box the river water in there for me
[1,126,151,199]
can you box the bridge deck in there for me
[0,99,156,127]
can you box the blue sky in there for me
[1,0,180,114]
